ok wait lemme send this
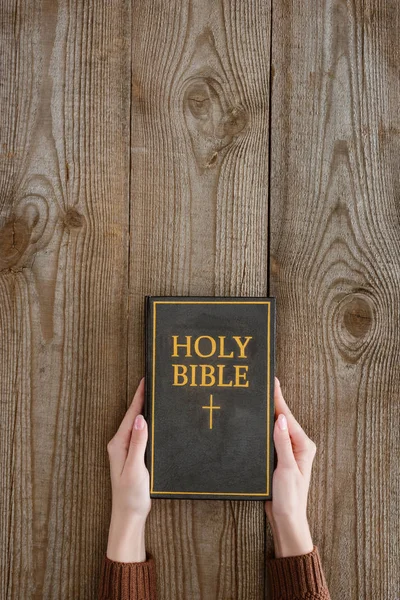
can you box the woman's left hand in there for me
[106,376,151,562]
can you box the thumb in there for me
[126,414,148,466]
[273,414,297,470]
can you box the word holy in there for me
[171,335,252,387]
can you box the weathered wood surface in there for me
[0,1,132,598]
[270,1,400,598]
[1,0,399,599]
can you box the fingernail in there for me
[277,414,287,430]
[275,377,280,387]
[134,415,145,430]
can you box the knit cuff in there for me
[266,545,330,599]
[98,552,157,600]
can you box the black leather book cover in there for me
[144,296,276,500]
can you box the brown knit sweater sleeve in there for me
[266,545,331,599]
[98,552,157,600]
[98,545,329,599]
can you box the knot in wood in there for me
[342,296,372,339]
[332,292,375,363]
[0,218,31,270]
[64,208,84,229]
[221,105,247,136]
[183,77,248,171]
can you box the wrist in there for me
[270,516,313,558]
[107,513,147,562]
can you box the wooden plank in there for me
[270,1,400,598]
[128,0,271,597]
[0,1,131,598]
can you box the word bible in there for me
[171,334,252,387]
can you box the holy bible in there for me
[144,296,276,500]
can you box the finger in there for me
[274,377,312,447]
[125,413,148,470]
[274,377,317,477]
[273,413,298,470]
[295,440,317,478]
[114,377,145,447]
[107,377,145,474]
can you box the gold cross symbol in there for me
[202,394,221,429]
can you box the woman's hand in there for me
[265,377,317,558]
[106,377,151,562]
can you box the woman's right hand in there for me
[265,377,317,558]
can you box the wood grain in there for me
[0,1,131,598]
[270,1,400,598]
[1,0,398,598]
[128,0,271,598]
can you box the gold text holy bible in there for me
[144,296,276,500]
